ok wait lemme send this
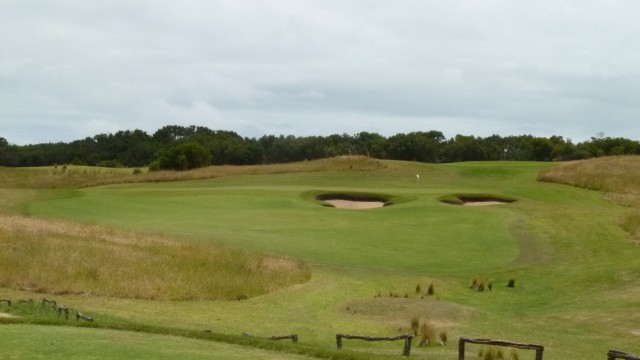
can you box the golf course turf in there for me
[2,156,640,359]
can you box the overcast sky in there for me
[2,1,640,145]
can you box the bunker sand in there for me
[325,200,385,209]
[463,201,510,206]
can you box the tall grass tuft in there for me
[0,215,311,300]
[409,318,445,347]
[427,283,435,296]
[410,316,420,336]
[419,321,435,346]
[478,346,519,360]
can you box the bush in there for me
[427,283,435,296]
[154,142,212,170]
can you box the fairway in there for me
[3,158,640,359]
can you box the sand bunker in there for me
[441,195,516,206]
[316,193,389,210]
[0,313,15,318]
[324,199,386,209]
[462,200,511,206]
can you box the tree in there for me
[154,142,212,170]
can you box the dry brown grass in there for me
[0,215,311,300]
[0,156,386,189]
[538,155,640,194]
[538,155,640,242]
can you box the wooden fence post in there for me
[402,336,412,356]
[608,350,640,360]
[459,337,544,360]
[335,333,413,356]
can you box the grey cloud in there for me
[1,0,640,145]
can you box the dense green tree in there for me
[2,125,640,168]
[154,142,212,170]
[353,132,387,158]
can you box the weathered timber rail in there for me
[241,332,298,343]
[75,311,93,322]
[41,298,57,307]
[609,350,640,360]
[336,333,414,356]
[459,337,544,360]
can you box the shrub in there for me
[154,142,212,170]
[427,283,435,296]
[507,278,515,288]
[415,284,421,293]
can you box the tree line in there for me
[1,125,639,170]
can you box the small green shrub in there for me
[427,283,435,296]
[507,279,515,288]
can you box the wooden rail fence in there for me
[241,333,298,343]
[3,297,639,359]
[609,350,640,360]
[458,337,544,360]
[336,333,414,356]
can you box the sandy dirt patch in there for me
[325,199,385,209]
[0,313,16,318]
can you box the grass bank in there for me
[539,155,640,241]
[0,215,310,300]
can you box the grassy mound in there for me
[539,155,640,241]
[538,155,640,194]
[0,215,310,300]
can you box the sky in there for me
[2,1,640,145]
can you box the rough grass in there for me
[0,215,310,300]
[538,156,640,194]
[538,155,640,242]
[0,156,385,189]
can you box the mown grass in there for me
[0,215,310,300]
[3,158,640,359]
[0,325,320,360]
